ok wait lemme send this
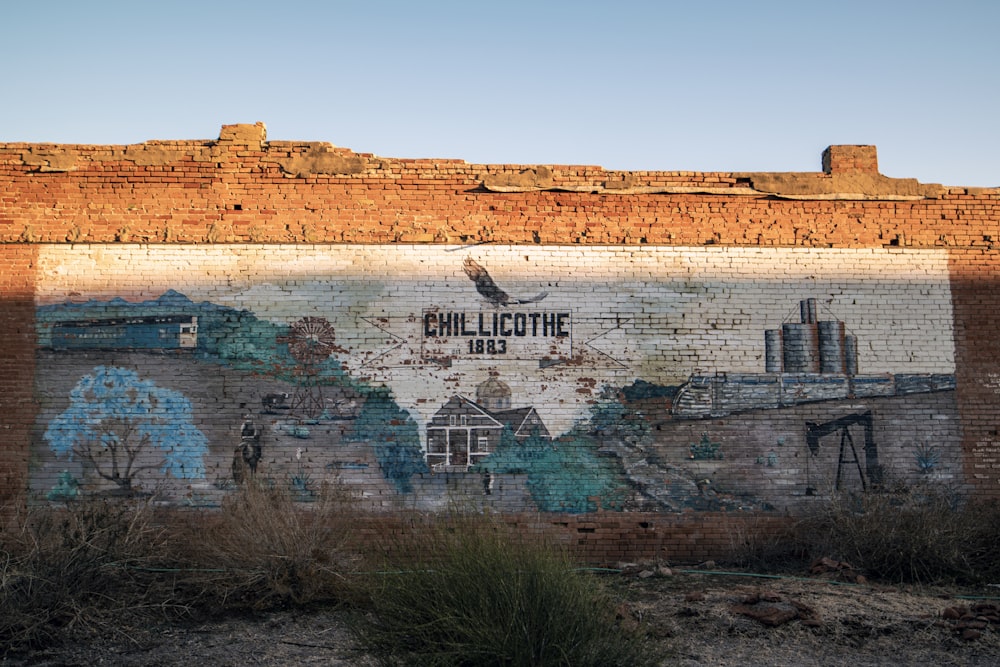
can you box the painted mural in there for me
[31,245,963,513]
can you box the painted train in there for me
[49,315,198,351]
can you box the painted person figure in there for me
[233,415,263,484]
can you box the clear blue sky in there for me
[3,1,997,186]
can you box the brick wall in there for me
[3,123,999,560]
[0,245,36,507]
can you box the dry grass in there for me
[722,480,1000,585]
[792,484,1000,584]
[5,479,999,662]
[0,481,366,656]
[166,480,365,610]
[0,497,177,652]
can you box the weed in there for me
[353,517,664,666]
[171,480,362,609]
[0,497,173,653]
[794,482,1000,584]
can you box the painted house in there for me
[426,377,550,471]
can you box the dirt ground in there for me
[7,569,1000,666]
[622,569,1000,666]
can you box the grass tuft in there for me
[353,517,664,667]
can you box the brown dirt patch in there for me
[618,568,1000,666]
[7,570,1000,666]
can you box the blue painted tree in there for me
[44,366,208,495]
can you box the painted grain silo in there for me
[765,299,857,376]
[764,329,783,373]
[781,298,820,372]
[818,320,846,374]
[781,321,820,372]
[844,334,859,376]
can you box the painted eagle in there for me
[463,258,548,307]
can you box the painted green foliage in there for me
[690,433,723,460]
[915,443,941,474]
[471,382,697,513]
[477,428,627,514]
[588,385,652,446]
[478,382,675,513]
[218,315,350,386]
[46,470,80,502]
[348,387,428,493]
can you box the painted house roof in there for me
[491,407,550,439]
[429,395,549,438]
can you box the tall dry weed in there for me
[0,497,172,653]
[795,482,1000,583]
[170,480,363,609]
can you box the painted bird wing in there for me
[463,258,510,305]
[515,291,549,304]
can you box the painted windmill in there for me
[283,316,341,418]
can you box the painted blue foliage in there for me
[348,388,428,493]
[44,366,208,493]
[915,443,941,474]
[477,429,626,513]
